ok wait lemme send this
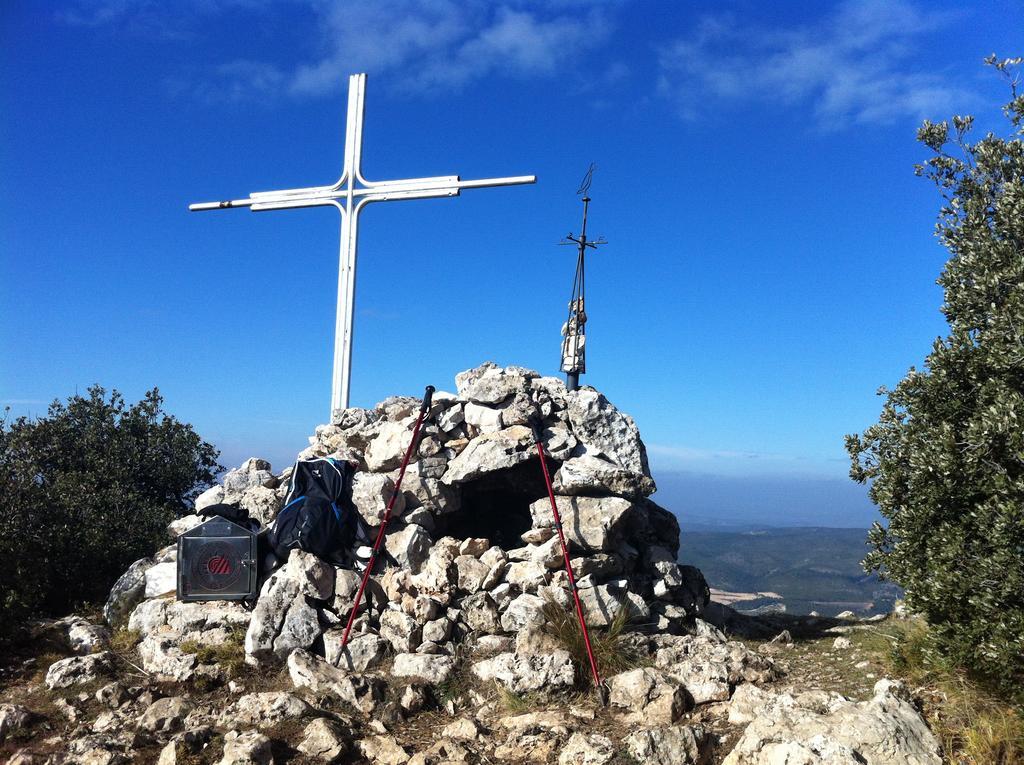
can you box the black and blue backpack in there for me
[267,457,368,567]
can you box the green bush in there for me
[846,56,1024,702]
[0,386,221,641]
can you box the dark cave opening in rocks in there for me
[438,459,557,550]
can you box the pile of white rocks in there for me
[104,363,711,684]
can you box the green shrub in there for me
[846,56,1024,702]
[0,386,221,641]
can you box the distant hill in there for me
[677,527,901,617]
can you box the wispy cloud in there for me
[60,1,614,100]
[657,0,972,129]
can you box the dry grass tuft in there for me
[541,595,640,685]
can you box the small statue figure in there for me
[561,298,587,386]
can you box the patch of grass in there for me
[180,627,246,679]
[173,732,225,765]
[109,628,142,654]
[433,663,472,707]
[29,651,66,685]
[494,682,546,714]
[541,596,639,685]
[864,618,1024,765]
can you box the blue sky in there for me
[2,1,1020,526]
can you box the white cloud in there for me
[286,2,612,97]
[59,0,614,99]
[657,0,973,128]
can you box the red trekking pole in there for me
[531,418,603,690]
[339,385,434,651]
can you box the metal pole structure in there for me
[560,165,605,391]
[339,385,435,652]
[189,73,535,417]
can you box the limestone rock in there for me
[625,725,712,765]
[683,661,733,704]
[558,732,616,765]
[454,554,490,593]
[528,495,634,551]
[456,362,535,399]
[607,667,688,724]
[62,733,132,765]
[67,619,111,654]
[288,550,336,599]
[441,426,535,484]
[297,718,348,762]
[218,730,274,765]
[365,420,415,472]
[357,735,409,765]
[194,485,225,512]
[464,402,503,433]
[500,593,546,632]
[237,485,283,525]
[127,599,249,679]
[391,653,455,684]
[244,552,329,663]
[352,472,404,525]
[138,697,193,734]
[103,556,154,627]
[422,616,452,643]
[577,583,649,627]
[220,692,311,728]
[323,631,386,671]
[287,649,384,714]
[399,466,460,515]
[459,537,490,557]
[379,610,421,653]
[167,514,203,538]
[45,652,114,689]
[222,459,276,499]
[384,524,431,573]
[0,704,31,741]
[460,592,501,634]
[504,559,549,591]
[144,562,177,598]
[565,388,650,476]
[722,679,942,764]
[553,455,656,499]
[728,683,774,725]
[471,650,575,693]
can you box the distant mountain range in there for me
[674,526,901,617]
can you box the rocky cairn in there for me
[5,363,943,765]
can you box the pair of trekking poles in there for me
[338,385,603,691]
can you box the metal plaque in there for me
[176,516,257,602]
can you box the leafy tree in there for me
[846,56,1024,700]
[0,386,221,639]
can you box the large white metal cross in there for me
[190,73,535,417]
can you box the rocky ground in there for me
[0,608,944,764]
[0,365,946,764]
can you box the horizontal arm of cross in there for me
[189,175,535,212]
